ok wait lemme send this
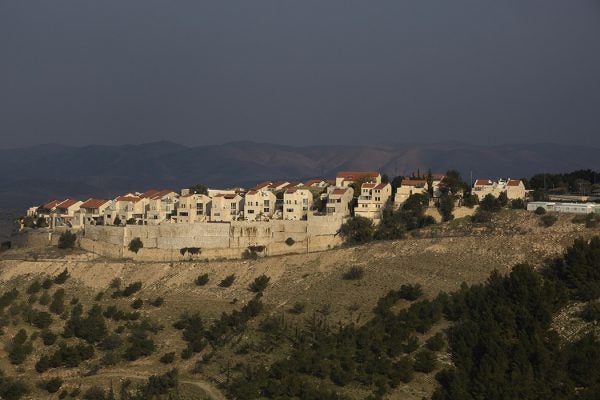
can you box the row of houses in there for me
[28,172,378,228]
[27,171,532,229]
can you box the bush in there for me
[219,274,236,288]
[58,231,77,249]
[41,330,57,345]
[540,214,558,227]
[511,198,525,209]
[38,291,51,306]
[42,278,54,290]
[131,299,143,309]
[249,275,270,292]
[289,302,306,314]
[342,266,365,280]
[339,216,375,244]
[195,273,209,286]
[128,237,143,253]
[54,268,70,284]
[110,277,121,289]
[114,281,142,298]
[41,377,63,393]
[0,240,11,251]
[113,216,121,226]
[398,284,423,301]
[463,193,479,208]
[471,209,493,224]
[83,386,106,400]
[479,194,501,212]
[126,217,136,225]
[285,237,295,246]
[31,311,53,329]
[241,248,258,260]
[439,193,455,222]
[425,332,445,351]
[150,297,164,307]
[534,206,547,215]
[413,349,437,373]
[581,302,600,322]
[160,352,176,364]
[27,280,42,294]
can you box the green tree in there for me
[128,238,143,253]
[479,194,501,212]
[113,216,121,226]
[189,184,208,195]
[497,191,508,207]
[439,194,455,222]
[58,231,76,249]
[339,216,375,244]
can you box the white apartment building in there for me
[210,193,243,222]
[244,189,276,221]
[325,187,354,217]
[527,202,600,214]
[283,188,313,220]
[78,199,112,225]
[144,190,179,225]
[335,171,381,188]
[394,179,428,209]
[355,182,392,222]
[473,179,526,200]
[104,196,147,225]
[174,193,212,223]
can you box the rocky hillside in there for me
[0,211,598,399]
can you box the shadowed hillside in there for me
[1,141,599,210]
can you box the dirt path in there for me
[86,371,227,400]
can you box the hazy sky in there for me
[1,1,599,148]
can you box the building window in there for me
[231,203,236,210]
[264,208,269,213]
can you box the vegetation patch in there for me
[128,237,143,253]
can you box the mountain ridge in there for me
[1,141,598,210]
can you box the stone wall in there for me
[80,216,344,261]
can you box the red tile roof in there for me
[271,180,290,189]
[336,171,380,180]
[362,183,377,188]
[331,188,349,195]
[252,181,272,190]
[374,183,389,190]
[150,189,175,200]
[246,190,258,195]
[474,179,492,186]
[116,196,141,203]
[326,179,336,185]
[304,179,325,187]
[41,200,61,210]
[401,180,427,187]
[80,198,110,209]
[507,180,522,187]
[431,174,446,180]
[56,199,80,209]
[139,189,159,198]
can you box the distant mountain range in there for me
[1,141,598,210]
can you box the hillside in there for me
[1,141,599,210]
[0,211,599,399]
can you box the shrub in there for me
[109,277,121,289]
[285,237,295,246]
[342,266,365,280]
[339,216,375,244]
[94,291,104,301]
[413,349,437,373]
[83,386,106,400]
[58,231,77,249]
[41,330,57,346]
[128,237,143,253]
[38,291,51,306]
[49,289,66,315]
[463,193,479,208]
[249,275,270,292]
[581,302,600,322]
[160,352,176,364]
[113,216,121,226]
[425,332,445,351]
[219,274,236,288]
[471,209,493,224]
[0,240,11,251]
[540,214,558,227]
[439,193,455,222]
[53,268,70,284]
[150,297,164,307]
[399,284,423,301]
[511,198,525,209]
[195,273,209,286]
[27,280,42,294]
[479,194,501,212]
[31,311,53,329]
[131,299,143,309]
[115,281,142,298]
[42,278,54,290]
[289,302,306,314]
[126,218,136,225]
[497,191,509,207]
[534,206,547,215]
[41,377,63,393]
[242,248,258,260]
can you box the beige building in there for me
[244,189,277,221]
[104,196,147,225]
[174,193,212,223]
[394,179,428,209]
[54,199,83,227]
[473,179,526,200]
[78,199,112,225]
[325,187,354,217]
[335,171,381,188]
[144,190,179,224]
[283,188,313,220]
[355,182,392,222]
[304,179,332,188]
[210,193,243,222]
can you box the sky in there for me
[1,1,599,148]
